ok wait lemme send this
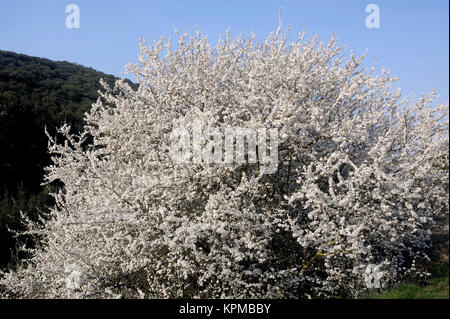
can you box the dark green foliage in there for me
[0,50,135,268]
[0,186,55,268]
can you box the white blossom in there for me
[0,22,448,299]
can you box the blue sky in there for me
[0,0,448,104]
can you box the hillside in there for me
[0,50,135,267]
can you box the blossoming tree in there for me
[1,24,448,298]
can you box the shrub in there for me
[1,24,448,298]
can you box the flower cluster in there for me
[0,24,448,298]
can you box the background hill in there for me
[0,50,134,267]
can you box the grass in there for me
[360,263,449,299]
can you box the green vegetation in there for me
[360,264,449,299]
[0,50,134,268]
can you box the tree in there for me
[0,25,448,298]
